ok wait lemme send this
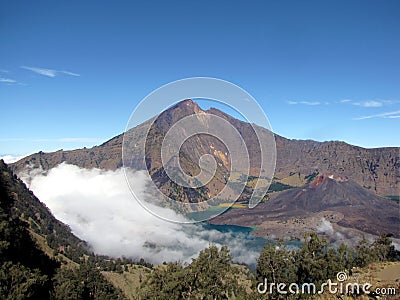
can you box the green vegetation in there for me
[1,163,58,299]
[267,181,294,192]
[385,195,400,203]
[136,234,399,299]
[52,262,122,299]
[305,171,319,184]
[255,233,400,299]
[138,245,249,299]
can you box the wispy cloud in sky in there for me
[287,100,321,105]
[340,99,396,108]
[353,100,383,107]
[21,66,80,78]
[0,77,17,83]
[353,110,400,120]
[0,69,9,73]
[60,70,80,76]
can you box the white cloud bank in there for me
[0,154,26,163]
[23,163,260,265]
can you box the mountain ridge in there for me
[10,100,400,197]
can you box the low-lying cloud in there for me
[0,154,26,164]
[23,163,261,266]
[317,218,333,234]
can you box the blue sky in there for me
[1,0,399,157]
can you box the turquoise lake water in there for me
[201,223,302,270]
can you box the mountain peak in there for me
[308,174,350,189]
[170,99,203,113]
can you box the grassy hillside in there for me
[316,261,400,299]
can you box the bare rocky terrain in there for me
[211,174,400,243]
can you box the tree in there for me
[372,234,400,262]
[139,262,186,299]
[139,245,247,299]
[256,240,297,285]
[186,245,244,299]
[295,233,330,286]
[0,262,49,300]
[354,237,377,268]
[52,262,122,299]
